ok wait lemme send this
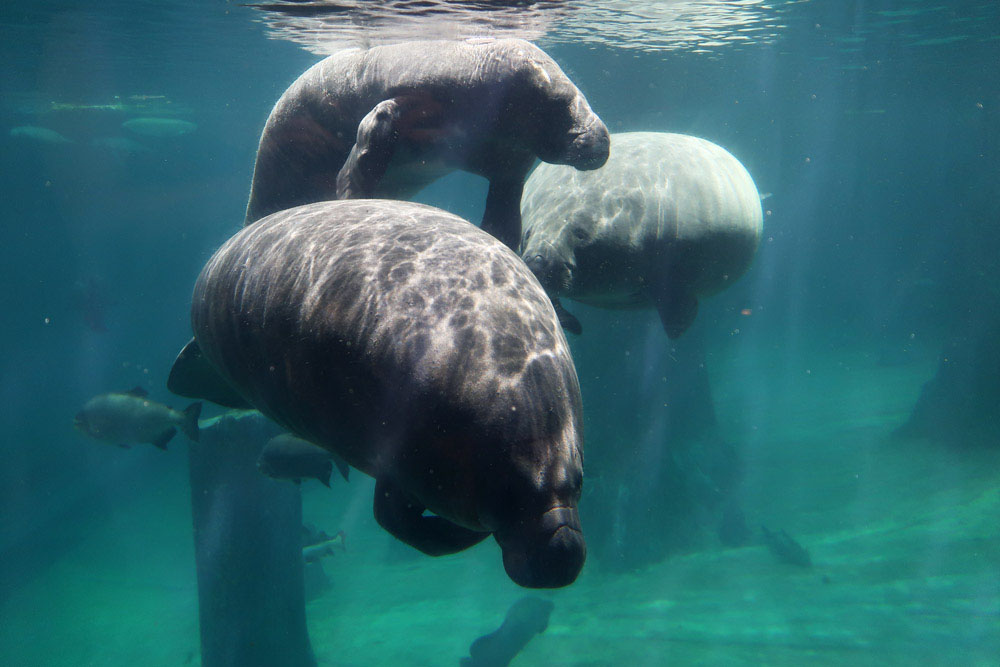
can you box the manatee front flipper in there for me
[481,176,528,251]
[167,338,252,409]
[552,298,582,336]
[336,98,411,199]
[651,286,698,339]
[373,477,488,556]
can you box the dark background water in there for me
[1,0,997,650]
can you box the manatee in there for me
[520,132,763,337]
[9,125,74,144]
[244,37,610,250]
[169,199,586,588]
[74,387,200,450]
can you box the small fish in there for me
[122,117,196,138]
[9,125,74,144]
[74,387,200,450]
[258,433,349,486]
[302,531,346,563]
[761,525,812,568]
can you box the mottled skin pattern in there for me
[244,38,610,250]
[521,132,763,338]
[186,200,585,588]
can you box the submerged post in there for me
[188,410,315,667]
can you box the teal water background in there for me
[1,1,998,664]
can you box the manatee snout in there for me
[565,117,610,171]
[497,506,586,589]
[534,97,609,170]
[524,252,573,295]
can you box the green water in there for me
[1,1,998,665]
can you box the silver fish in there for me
[74,386,200,450]
[258,433,350,487]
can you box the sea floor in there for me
[2,342,999,665]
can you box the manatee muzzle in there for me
[497,505,586,589]
[564,118,610,171]
[524,252,573,296]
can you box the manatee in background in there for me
[9,125,74,144]
[244,37,610,250]
[520,132,763,337]
[169,199,586,588]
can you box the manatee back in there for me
[194,200,581,476]
[521,131,762,299]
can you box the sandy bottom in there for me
[2,343,998,666]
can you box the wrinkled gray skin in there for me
[521,132,763,338]
[170,200,585,588]
[244,38,610,250]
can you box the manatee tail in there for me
[180,402,202,442]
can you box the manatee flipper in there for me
[652,286,698,339]
[336,98,407,199]
[167,338,252,409]
[463,596,555,667]
[481,176,528,251]
[552,298,582,335]
[373,477,489,556]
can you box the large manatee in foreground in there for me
[244,38,609,250]
[169,200,585,588]
[520,132,763,337]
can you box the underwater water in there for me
[1,0,999,664]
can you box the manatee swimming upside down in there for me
[520,132,763,337]
[244,38,610,250]
[169,200,586,588]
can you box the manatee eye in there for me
[568,212,593,243]
[570,225,590,243]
